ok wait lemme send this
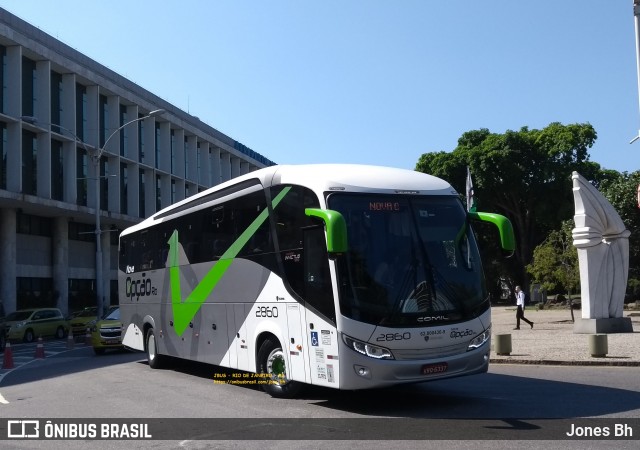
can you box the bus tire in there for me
[257,337,302,398]
[146,328,164,369]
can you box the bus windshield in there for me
[328,194,487,327]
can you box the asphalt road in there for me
[0,344,638,449]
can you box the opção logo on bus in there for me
[125,273,157,301]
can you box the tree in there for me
[526,220,579,318]
[415,122,600,293]
[597,170,640,300]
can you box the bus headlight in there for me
[467,326,491,351]
[342,334,394,360]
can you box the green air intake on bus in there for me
[305,208,348,254]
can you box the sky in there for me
[0,0,638,173]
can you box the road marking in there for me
[0,391,8,404]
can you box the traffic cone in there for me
[85,328,92,346]
[67,331,75,349]
[2,342,14,369]
[34,337,45,359]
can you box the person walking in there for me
[514,286,533,330]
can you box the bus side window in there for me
[303,225,336,323]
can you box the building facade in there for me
[0,8,274,317]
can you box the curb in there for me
[490,358,640,367]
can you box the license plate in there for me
[421,362,448,375]
[103,339,121,344]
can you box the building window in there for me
[68,278,95,311]
[156,174,161,211]
[99,94,108,147]
[171,178,176,204]
[76,84,87,141]
[155,122,160,169]
[139,168,145,218]
[100,158,108,210]
[138,116,145,164]
[51,139,63,201]
[17,277,54,310]
[120,104,127,157]
[170,129,175,174]
[16,212,52,236]
[184,136,189,179]
[21,129,37,195]
[120,162,128,214]
[68,221,94,242]
[22,57,36,117]
[76,146,87,206]
[196,142,202,184]
[51,71,63,133]
[0,45,7,114]
[1,122,7,189]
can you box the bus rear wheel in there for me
[257,337,301,398]
[146,328,164,369]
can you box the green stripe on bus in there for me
[169,187,291,336]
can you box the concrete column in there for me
[231,157,240,179]
[128,163,140,217]
[158,121,171,172]
[7,121,21,192]
[5,45,21,117]
[210,146,221,186]
[198,141,211,187]
[63,140,77,204]
[173,128,185,177]
[186,135,197,182]
[0,208,17,314]
[60,73,76,133]
[35,60,51,126]
[52,217,69,315]
[126,105,139,159]
[240,161,249,175]
[220,152,231,182]
[36,128,52,199]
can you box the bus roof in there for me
[122,164,457,236]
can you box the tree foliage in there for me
[526,220,579,297]
[415,122,600,295]
[597,170,640,298]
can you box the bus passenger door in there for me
[302,225,340,388]
[285,303,308,383]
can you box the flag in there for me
[466,166,476,212]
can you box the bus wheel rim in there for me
[266,349,288,384]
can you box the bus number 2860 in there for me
[255,306,279,318]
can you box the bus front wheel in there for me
[146,328,164,369]
[257,337,302,398]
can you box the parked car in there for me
[91,307,123,355]
[68,307,99,336]
[3,308,69,343]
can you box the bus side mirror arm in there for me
[468,211,516,256]
[304,208,348,254]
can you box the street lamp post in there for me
[21,108,165,318]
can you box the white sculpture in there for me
[571,171,633,333]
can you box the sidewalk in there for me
[490,306,640,366]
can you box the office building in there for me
[0,8,274,316]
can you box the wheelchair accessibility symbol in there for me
[311,331,319,346]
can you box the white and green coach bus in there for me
[119,164,514,398]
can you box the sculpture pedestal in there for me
[574,317,633,334]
